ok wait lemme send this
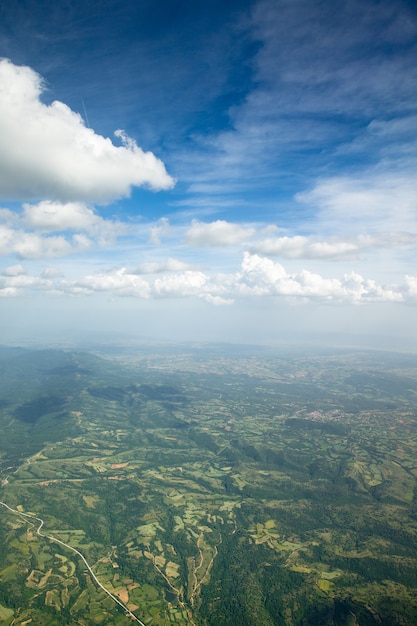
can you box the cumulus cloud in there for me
[0,58,174,203]
[79,269,151,298]
[0,224,92,258]
[22,200,128,244]
[23,201,100,232]
[76,267,213,300]
[0,199,130,259]
[238,253,403,303]
[1,252,409,305]
[58,266,219,302]
[184,220,255,246]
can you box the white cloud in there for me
[404,275,417,297]
[79,269,151,298]
[133,258,194,274]
[23,201,100,232]
[0,224,92,259]
[153,271,208,297]
[184,219,255,246]
[251,231,417,260]
[22,200,128,246]
[0,287,20,297]
[238,253,403,303]
[2,263,26,276]
[0,59,174,203]
[0,270,52,297]
[0,251,412,306]
[203,294,234,306]
[0,199,130,259]
[149,217,172,245]
[252,235,358,259]
[13,232,76,259]
[297,174,417,235]
[308,241,359,258]
[0,273,50,289]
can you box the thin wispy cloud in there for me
[297,174,417,235]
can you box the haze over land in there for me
[1,0,417,347]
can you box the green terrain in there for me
[1,344,417,625]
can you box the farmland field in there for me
[1,344,417,624]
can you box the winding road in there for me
[0,500,146,625]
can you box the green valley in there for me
[0,344,417,625]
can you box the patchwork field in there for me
[1,345,417,624]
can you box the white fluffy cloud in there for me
[0,199,129,258]
[0,59,174,203]
[2,252,411,305]
[79,269,151,298]
[0,224,92,258]
[404,275,417,297]
[239,253,402,303]
[184,220,255,246]
[22,200,127,242]
[23,201,101,232]
[75,267,216,301]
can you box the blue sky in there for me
[1,0,417,347]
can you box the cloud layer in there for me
[1,252,414,306]
[1,0,417,347]
[0,59,174,203]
